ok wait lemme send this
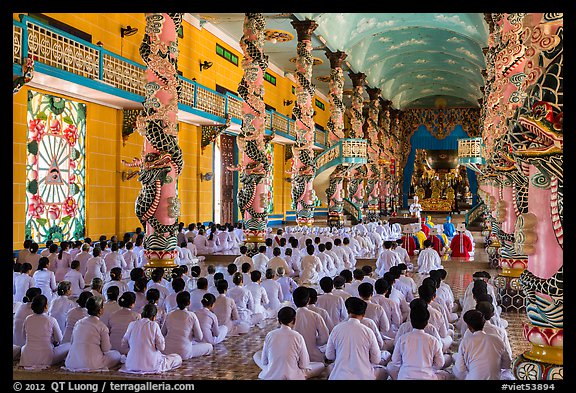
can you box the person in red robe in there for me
[401,224,418,257]
[426,227,444,257]
[449,223,473,259]
[420,217,430,237]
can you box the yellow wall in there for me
[13,13,331,249]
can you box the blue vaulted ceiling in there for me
[193,13,489,109]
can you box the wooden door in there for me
[220,134,235,225]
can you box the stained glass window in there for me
[25,91,86,243]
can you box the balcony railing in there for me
[13,14,327,148]
[315,138,368,175]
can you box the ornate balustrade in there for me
[343,197,362,223]
[465,200,485,226]
[12,14,327,148]
[315,138,368,174]
[458,137,486,173]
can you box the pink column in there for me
[126,13,183,271]
[290,20,319,226]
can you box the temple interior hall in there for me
[12,12,564,382]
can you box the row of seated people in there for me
[13,240,512,381]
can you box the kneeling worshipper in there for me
[449,223,474,259]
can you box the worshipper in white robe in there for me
[54,242,72,283]
[227,272,264,328]
[261,269,284,314]
[19,294,70,369]
[63,296,122,371]
[74,243,92,277]
[120,304,182,374]
[418,282,453,353]
[316,243,337,278]
[453,310,512,380]
[161,292,213,359]
[417,239,444,275]
[178,242,194,266]
[375,241,401,277]
[371,278,401,349]
[408,195,423,218]
[387,299,451,380]
[292,286,330,363]
[213,279,250,336]
[104,243,126,279]
[428,270,458,323]
[33,257,58,302]
[253,306,326,380]
[233,245,253,269]
[108,292,141,355]
[324,242,343,274]
[392,239,412,268]
[394,263,418,302]
[382,272,410,323]
[193,229,212,255]
[163,278,186,313]
[102,267,129,300]
[84,248,107,285]
[341,237,357,268]
[299,245,323,286]
[245,270,273,319]
[146,268,170,312]
[306,288,335,332]
[316,277,348,325]
[14,263,35,306]
[23,243,42,274]
[13,287,42,347]
[215,227,234,254]
[471,301,515,379]
[252,245,270,274]
[189,277,209,313]
[195,293,228,345]
[122,242,138,277]
[276,266,298,303]
[267,247,294,277]
[325,297,388,380]
[62,291,93,343]
[63,260,85,298]
[358,282,392,350]
[99,286,122,327]
[48,281,76,334]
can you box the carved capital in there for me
[349,71,367,87]
[325,49,347,69]
[291,20,318,41]
[366,86,381,101]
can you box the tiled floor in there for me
[13,213,531,380]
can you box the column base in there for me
[513,353,563,380]
[494,273,526,312]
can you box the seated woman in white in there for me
[99,286,122,327]
[48,281,77,334]
[161,291,213,359]
[102,267,129,300]
[260,268,284,314]
[13,287,42,347]
[14,263,35,307]
[62,291,93,343]
[19,294,70,369]
[195,293,228,345]
[213,279,250,336]
[64,296,123,372]
[63,260,85,299]
[227,272,264,328]
[120,304,182,374]
[254,306,325,380]
[193,229,210,255]
[108,291,141,355]
[33,257,58,302]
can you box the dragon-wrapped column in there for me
[510,12,563,381]
[324,49,347,228]
[290,20,319,227]
[126,13,183,278]
[234,13,271,256]
[364,87,381,222]
[346,71,367,219]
